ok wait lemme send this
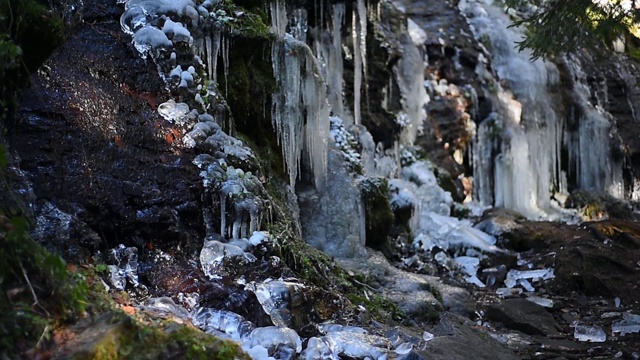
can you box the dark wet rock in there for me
[486,298,559,336]
[423,313,519,360]
[10,20,204,261]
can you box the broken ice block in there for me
[191,307,254,341]
[574,324,606,342]
[466,275,486,288]
[302,337,338,360]
[423,331,435,342]
[323,331,388,360]
[318,323,368,335]
[395,342,413,354]
[199,240,256,279]
[107,244,140,290]
[526,296,554,308]
[517,279,535,292]
[454,256,480,276]
[158,99,190,123]
[612,312,640,336]
[496,287,523,297]
[142,297,189,319]
[246,279,305,327]
[247,326,302,355]
[506,268,555,282]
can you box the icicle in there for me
[220,193,227,237]
[330,3,345,117]
[222,34,230,95]
[269,0,330,189]
[395,33,429,145]
[357,0,367,101]
[352,8,362,125]
[203,28,221,83]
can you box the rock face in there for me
[11,1,204,264]
[486,298,559,336]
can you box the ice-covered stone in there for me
[247,326,302,356]
[191,307,254,340]
[199,240,256,279]
[612,312,640,336]
[574,324,606,342]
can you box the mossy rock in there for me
[58,312,250,360]
[360,177,394,249]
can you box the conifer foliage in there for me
[506,0,640,59]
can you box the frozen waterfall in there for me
[461,0,624,218]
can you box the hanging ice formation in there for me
[460,0,624,218]
[562,53,624,198]
[394,25,429,145]
[314,3,346,119]
[269,0,330,189]
[352,0,368,125]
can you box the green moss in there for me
[0,0,65,122]
[67,312,249,360]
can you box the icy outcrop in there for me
[460,0,625,217]
[270,1,330,189]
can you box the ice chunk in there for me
[120,4,148,35]
[574,324,606,342]
[247,326,302,355]
[612,312,640,336]
[141,297,189,319]
[526,296,554,308]
[506,268,555,282]
[158,99,190,124]
[302,337,338,360]
[466,275,486,288]
[107,244,139,290]
[454,256,480,276]
[323,331,388,360]
[191,307,254,340]
[249,231,271,246]
[199,240,256,279]
[496,287,523,297]
[518,278,535,292]
[243,345,275,360]
[246,279,305,327]
[395,342,413,355]
[423,331,435,342]
[317,323,368,335]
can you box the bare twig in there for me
[19,261,50,317]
